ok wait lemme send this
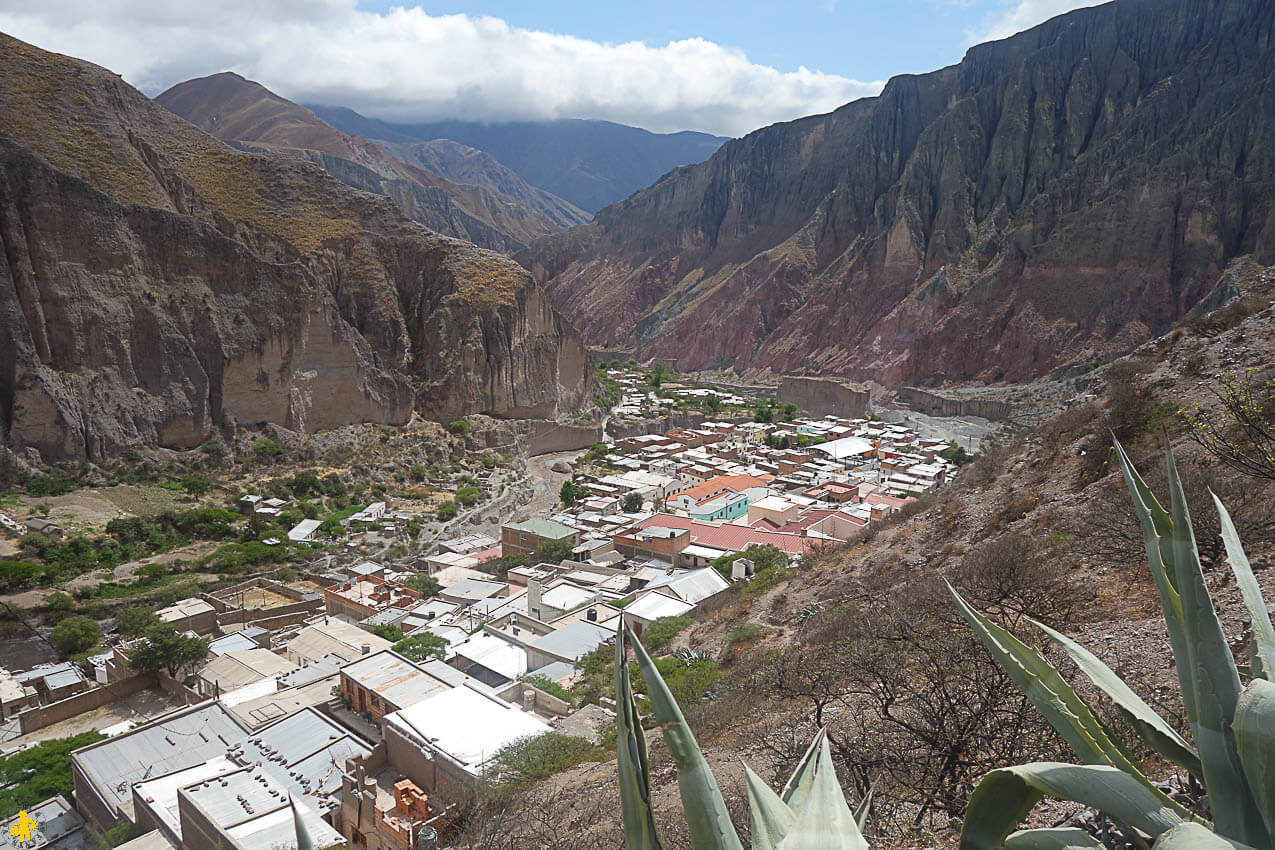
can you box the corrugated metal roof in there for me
[623,592,695,621]
[503,518,576,539]
[340,650,459,709]
[72,703,247,818]
[528,620,612,661]
[206,632,260,656]
[452,634,526,680]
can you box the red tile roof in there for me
[637,514,816,556]
[671,474,773,503]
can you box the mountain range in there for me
[0,33,590,462]
[156,73,590,254]
[309,107,729,214]
[522,0,1275,386]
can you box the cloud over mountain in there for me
[0,0,883,136]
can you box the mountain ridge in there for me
[309,105,728,213]
[0,33,590,461]
[156,72,588,253]
[521,0,1275,386]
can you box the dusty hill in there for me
[156,72,586,252]
[460,264,1275,849]
[311,106,728,214]
[0,33,590,462]
[521,0,1275,387]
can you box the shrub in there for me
[448,420,469,436]
[0,731,105,814]
[437,501,458,521]
[644,615,692,652]
[252,438,284,461]
[481,732,601,795]
[455,486,482,507]
[521,674,571,702]
[51,615,101,656]
[724,622,766,651]
[559,480,577,507]
[179,474,211,497]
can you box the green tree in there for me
[437,501,458,521]
[702,393,723,414]
[646,362,670,388]
[317,518,344,538]
[179,474,211,498]
[778,401,798,421]
[455,486,482,507]
[401,574,441,598]
[535,536,576,564]
[127,624,210,677]
[559,480,578,507]
[410,464,427,482]
[621,491,643,512]
[114,605,160,638]
[252,438,283,462]
[372,624,404,642]
[753,405,774,424]
[43,591,74,623]
[393,632,449,663]
[50,615,101,656]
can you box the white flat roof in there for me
[386,686,551,774]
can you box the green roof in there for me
[504,518,577,539]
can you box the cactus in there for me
[953,439,1275,850]
[615,620,869,849]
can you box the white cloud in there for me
[0,1,883,137]
[969,0,1108,44]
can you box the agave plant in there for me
[614,620,870,849]
[951,439,1275,850]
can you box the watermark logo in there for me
[8,810,38,846]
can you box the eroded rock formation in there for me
[0,33,589,461]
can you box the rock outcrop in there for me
[0,33,590,461]
[156,73,587,253]
[522,0,1275,386]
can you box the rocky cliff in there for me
[0,33,590,462]
[522,0,1275,386]
[156,73,586,253]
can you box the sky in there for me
[0,0,1105,137]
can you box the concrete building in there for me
[0,796,86,849]
[324,576,421,621]
[382,686,551,802]
[339,650,486,724]
[500,517,577,558]
[154,598,217,636]
[284,618,392,665]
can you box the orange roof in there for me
[672,473,773,502]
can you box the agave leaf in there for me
[958,763,1185,850]
[780,728,825,811]
[1164,445,1266,846]
[745,765,795,850]
[1153,821,1262,850]
[778,735,867,850]
[1213,493,1275,681]
[615,620,662,850]
[854,783,873,833]
[1003,828,1103,850]
[628,626,744,850]
[949,582,1186,814]
[1234,679,1275,838]
[1113,440,1196,725]
[1031,618,1201,778]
